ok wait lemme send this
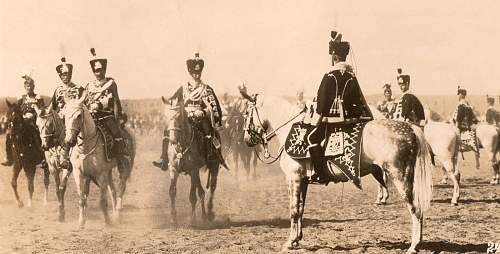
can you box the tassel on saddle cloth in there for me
[285,121,368,187]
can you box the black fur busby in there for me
[382,84,392,93]
[186,53,204,74]
[56,57,73,78]
[89,48,108,74]
[457,86,467,96]
[328,31,350,61]
[486,95,495,104]
[397,68,410,85]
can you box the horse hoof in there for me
[451,202,458,206]
[406,249,417,254]
[207,212,215,222]
[438,179,447,185]
[17,201,24,208]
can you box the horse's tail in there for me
[411,125,433,218]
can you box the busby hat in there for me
[186,53,204,74]
[56,57,73,77]
[18,66,34,85]
[457,86,467,96]
[486,95,494,104]
[397,68,410,85]
[329,31,350,60]
[382,83,392,93]
[89,48,107,74]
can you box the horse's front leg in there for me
[283,173,306,250]
[11,164,23,208]
[189,170,199,225]
[169,168,179,225]
[52,165,65,222]
[206,162,219,222]
[24,165,36,208]
[42,162,50,206]
[99,178,111,226]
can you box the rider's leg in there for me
[2,131,13,166]
[152,128,169,171]
[308,124,329,183]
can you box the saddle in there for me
[285,120,369,188]
[95,123,114,161]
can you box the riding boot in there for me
[152,132,169,171]
[309,145,329,185]
[2,133,13,166]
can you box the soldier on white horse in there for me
[376,83,396,119]
[485,95,500,126]
[308,31,373,186]
[392,68,426,126]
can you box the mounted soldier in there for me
[50,57,85,170]
[392,68,425,126]
[453,86,478,131]
[308,31,373,185]
[83,48,131,168]
[2,72,46,166]
[485,95,499,126]
[376,83,396,119]
[153,53,227,170]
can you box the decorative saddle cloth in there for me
[285,121,368,187]
[459,129,479,153]
[96,123,114,161]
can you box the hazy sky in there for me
[1,0,499,99]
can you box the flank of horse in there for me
[242,94,433,253]
[161,96,220,225]
[33,105,72,222]
[62,96,136,228]
[5,100,50,208]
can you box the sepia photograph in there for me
[0,0,499,253]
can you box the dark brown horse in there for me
[5,100,49,208]
[161,96,221,224]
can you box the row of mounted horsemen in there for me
[2,31,499,252]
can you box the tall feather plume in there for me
[90,48,96,57]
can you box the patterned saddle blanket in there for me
[285,121,368,187]
[459,129,480,153]
[96,124,114,161]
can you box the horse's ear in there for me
[77,90,87,105]
[5,99,12,108]
[161,96,169,105]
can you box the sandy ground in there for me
[0,133,498,254]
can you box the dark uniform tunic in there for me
[485,107,500,125]
[51,83,85,113]
[17,93,45,122]
[84,78,124,138]
[400,93,425,124]
[315,63,372,121]
[453,102,478,131]
[169,82,223,130]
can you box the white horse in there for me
[62,97,136,227]
[371,105,462,205]
[34,105,72,221]
[241,93,433,253]
[475,123,499,184]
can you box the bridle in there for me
[165,104,195,168]
[66,106,99,158]
[243,95,306,164]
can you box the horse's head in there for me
[62,95,86,148]
[5,99,23,134]
[238,89,267,147]
[34,105,61,150]
[161,96,187,171]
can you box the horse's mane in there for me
[254,94,299,130]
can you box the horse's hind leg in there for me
[24,165,36,208]
[252,149,258,180]
[282,165,307,250]
[442,155,460,205]
[116,161,131,210]
[11,165,23,208]
[196,170,206,222]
